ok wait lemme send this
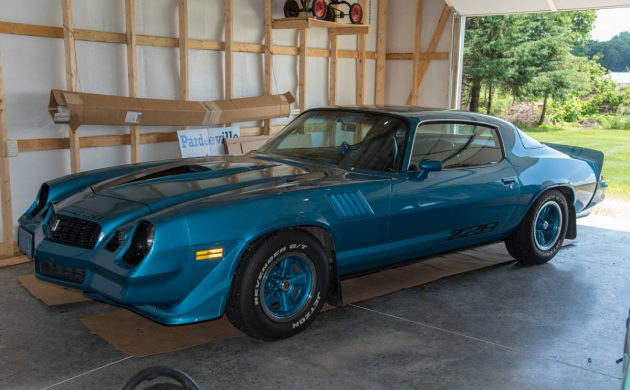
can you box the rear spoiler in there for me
[545,143,604,180]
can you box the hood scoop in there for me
[127,164,211,183]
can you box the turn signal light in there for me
[196,248,223,261]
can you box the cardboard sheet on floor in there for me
[0,254,30,269]
[80,310,244,357]
[80,243,514,357]
[18,274,91,305]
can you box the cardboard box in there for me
[48,90,295,130]
[224,135,271,155]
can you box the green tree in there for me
[463,11,596,113]
[463,15,518,112]
[574,32,630,72]
[526,55,595,124]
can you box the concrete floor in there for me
[0,214,628,389]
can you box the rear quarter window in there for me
[516,128,544,149]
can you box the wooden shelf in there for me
[272,17,369,35]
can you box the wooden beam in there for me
[410,0,423,107]
[407,4,451,105]
[328,31,338,106]
[224,0,233,101]
[125,0,140,163]
[298,29,308,112]
[263,0,273,135]
[386,52,448,61]
[16,126,286,152]
[61,0,80,173]
[178,0,189,101]
[0,21,450,62]
[356,0,367,105]
[375,0,388,106]
[271,17,369,35]
[0,56,13,257]
[450,14,461,108]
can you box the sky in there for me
[590,8,630,41]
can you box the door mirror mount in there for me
[411,160,442,180]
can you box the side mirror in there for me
[412,160,442,180]
[418,160,442,172]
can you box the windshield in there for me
[258,110,409,172]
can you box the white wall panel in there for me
[0,0,62,26]
[135,0,178,37]
[189,49,224,101]
[337,58,357,105]
[188,0,223,40]
[73,0,126,33]
[0,35,66,139]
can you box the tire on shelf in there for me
[349,3,363,24]
[226,230,330,340]
[283,0,300,18]
[505,189,569,265]
[325,5,336,21]
[312,0,328,19]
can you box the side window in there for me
[411,122,503,170]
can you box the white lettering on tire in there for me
[292,291,321,329]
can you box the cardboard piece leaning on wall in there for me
[48,90,295,130]
[224,135,271,155]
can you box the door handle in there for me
[501,177,517,186]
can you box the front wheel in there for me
[226,231,329,340]
[349,3,363,24]
[312,0,328,19]
[505,189,568,265]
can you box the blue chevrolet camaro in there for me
[18,107,606,339]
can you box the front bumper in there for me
[20,221,246,325]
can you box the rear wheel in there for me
[226,231,329,340]
[283,0,300,17]
[505,189,568,265]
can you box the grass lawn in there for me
[522,127,630,199]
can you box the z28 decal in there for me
[447,221,499,241]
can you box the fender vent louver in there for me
[327,191,374,218]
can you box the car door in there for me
[387,121,521,259]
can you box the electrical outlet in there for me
[6,139,18,157]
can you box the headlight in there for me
[31,184,50,216]
[123,220,155,266]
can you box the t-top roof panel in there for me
[448,0,630,16]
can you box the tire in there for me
[349,3,363,24]
[324,6,336,21]
[283,0,300,18]
[505,189,568,265]
[312,0,327,19]
[226,231,329,340]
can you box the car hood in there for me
[91,154,333,212]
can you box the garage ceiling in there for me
[447,0,630,16]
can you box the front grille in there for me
[40,261,86,284]
[48,213,101,249]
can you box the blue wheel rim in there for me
[260,253,315,322]
[534,201,562,251]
